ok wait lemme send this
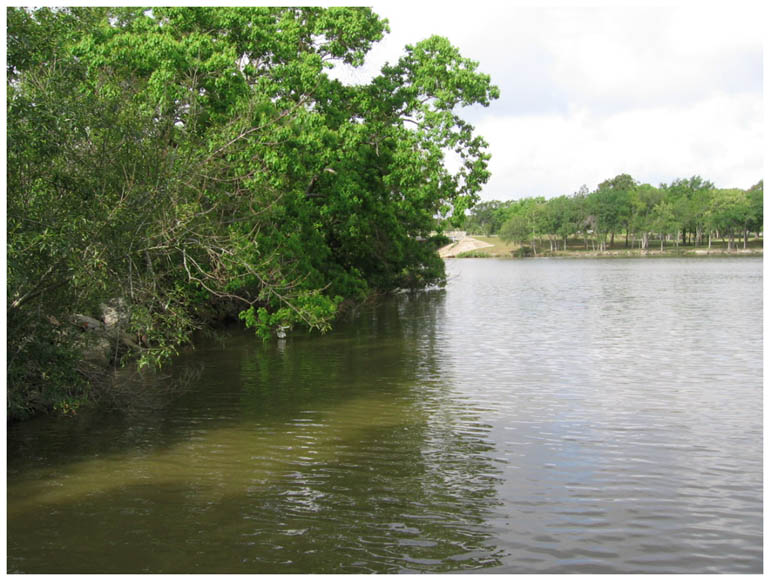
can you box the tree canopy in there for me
[6,6,499,418]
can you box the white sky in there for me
[335,1,765,201]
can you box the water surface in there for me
[7,257,763,573]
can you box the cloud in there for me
[477,90,763,200]
[333,3,764,200]
[541,6,763,115]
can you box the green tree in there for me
[590,174,635,250]
[465,201,506,235]
[7,7,498,419]
[629,183,664,250]
[707,188,753,251]
[746,180,763,240]
[499,214,530,248]
[547,194,581,250]
[661,176,714,245]
[650,201,677,251]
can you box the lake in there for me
[6,257,763,573]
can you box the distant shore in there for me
[439,235,763,259]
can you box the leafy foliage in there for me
[6,7,498,419]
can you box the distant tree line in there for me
[464,175,763,254]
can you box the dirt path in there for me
[438,236,494,258]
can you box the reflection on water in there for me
[439,258,762,573]
[7,258,763,573]
[7,291,504,574]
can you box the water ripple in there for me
[6,258,763,574]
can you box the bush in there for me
[6,314,89,421]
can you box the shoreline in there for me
[440,236,763,259]
[447,249,763,259]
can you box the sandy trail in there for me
[438,236,494,258]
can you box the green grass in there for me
[462,236,516,256]
[456,250,496,258]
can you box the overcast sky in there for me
[336,1,765,201]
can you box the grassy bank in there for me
[455,235,763,258]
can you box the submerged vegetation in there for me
[6,7,499,419]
